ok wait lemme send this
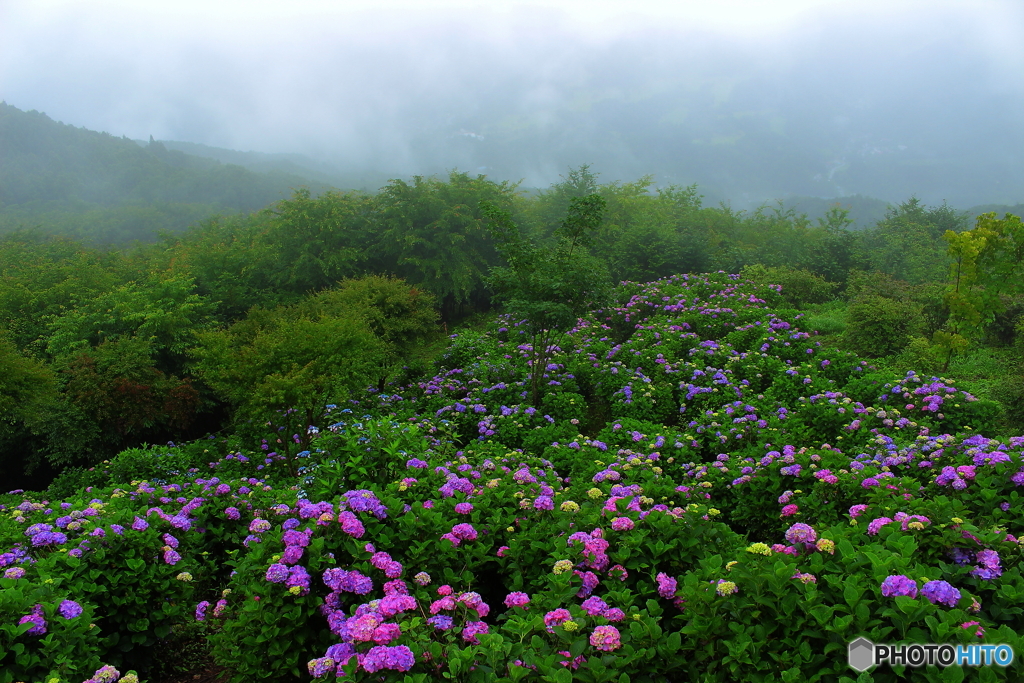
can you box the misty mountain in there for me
[5,2,1024,212]
[3,100,1021,246]
[779,195,891,231]
[136,139,393,193]
[0,103,333,242]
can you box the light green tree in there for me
[936,212,1024,369]
[190,293,384,476]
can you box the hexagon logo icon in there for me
[848,638,875,672]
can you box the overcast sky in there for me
[3,0,1023,204]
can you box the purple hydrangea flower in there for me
[428,614,453,630]
[362,645,415,673]
[867,517,894,535]
[880,575,918,598]
[59,600,83,619]
[921,580,961,607]
[656,572,678,598]
[19,609,46,635]
[169,515,192,531]
[784,523,817,544]
[307,657,335,677]
[581,596,609,615]
[266,563,290,583]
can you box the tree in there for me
[936,212,1024,369]
[482,194,611,406]
[0,334,57,478]
[528,165,602,238]
[857,198,969,285]
[191,297,383,475]
[46,336,201,468]
[45,274,214,376]
[299,275,440,390]
[369,172,519,320]
[260,189,371,295]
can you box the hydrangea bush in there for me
[2,272,1023,682]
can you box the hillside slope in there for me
[0,103,332,242]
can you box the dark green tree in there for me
[369,172,518,319]
[0,334,57,478]
[482,194,611,406]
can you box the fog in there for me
[3,0,1023,206]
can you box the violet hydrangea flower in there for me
[428,614,453,630]
[362,645,415,672]
[784,523,817,544]
[58,599,83,619]
[921,580,961,607]
[656,572,678,598]
[19,607,46,635]
[880,575,918,598]
[581,596,609,616]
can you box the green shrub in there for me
[844,295,924,357]
[741,264,837,308]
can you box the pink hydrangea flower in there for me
[544,608,572,632]
[590,625,622,651]
[462,621,489,644]
[610,517,634,531]
[504,592,530,609]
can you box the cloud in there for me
[2,0,1022,203]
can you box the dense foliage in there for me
[3,273,1023,683]
[2,163,1024,490]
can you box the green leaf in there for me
[551,668,571,683]
[894,595,919,616]
[844,584,862,609]
[810,605,834,625]
[941,665,965,683]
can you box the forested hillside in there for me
[0,103,332,243]
[1,164,1022,495]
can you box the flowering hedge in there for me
[2,272,1023,682]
